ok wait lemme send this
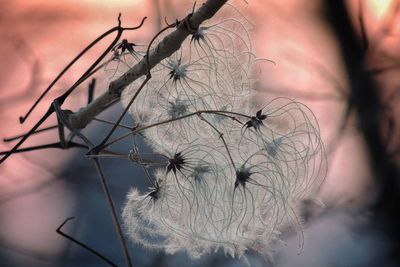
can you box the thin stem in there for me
[88,79,96,105]
[92,158,133,267]
[20,16,145,123]
[131,138,157,186]
[131,109,247,134]
[91,21,180,153]
[0,17,147,165]
[1,106,55,164]
[53,103,134,267]
[92,75,151,153]
[0,141,87,155]
[197,113,236,169]
[56,217,117,267]
[88,153,128,159]
[93,118,133,130]
[101,109,248,150]
[53,102,94,148]
[3,125,58,142]
[68,0,229,130]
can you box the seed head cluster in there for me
[117,2,327,259]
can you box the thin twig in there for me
[88,79,96,104]
[93,118,133,130]
[56,217,117,267]
[3,125,58,142]
[0,141,87,155]
[68,0,229,130]
[20,16,147,124]
[101,109,248,150]
[92,159,133,267]
[197,113,236,169]
[0,16,147,165]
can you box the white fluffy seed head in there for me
[118,1,327,260]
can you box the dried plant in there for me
[0,0,327,266]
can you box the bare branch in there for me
[56,217,117,267]
[68,0,228,129]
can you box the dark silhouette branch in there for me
[0,16,147,165]
[56,217,117,267]
[68,0,229,130]
[325,0,400,260]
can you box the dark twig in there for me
[53,103,134,266]
[88,79,96,104]
[3,125,58,142]
[0,16,147,165]
[101,110,247,150]
[68,0,229,130]
[92,159,133,267]
[20,16,147,124]
[93,118,133,130]
[0,142,87,155]
[56,217,117,267]
[1,3,233,266]
[325,0,400,259]
[90,20,181,154]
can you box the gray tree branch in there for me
[68,0,228,129]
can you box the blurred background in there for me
[0,0,399,266]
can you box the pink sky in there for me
[0,0,399,265]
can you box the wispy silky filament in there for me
[120,2,327,260]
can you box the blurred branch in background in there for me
[0,39,42,112]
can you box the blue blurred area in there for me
[0,104,265,267]
[53,105,268,267]
[1,104,398,267]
